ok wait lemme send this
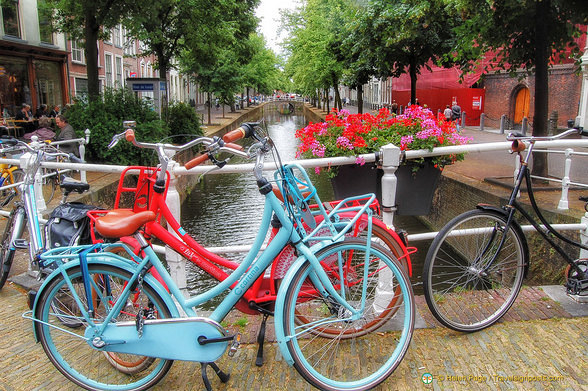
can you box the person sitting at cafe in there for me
[55,114,79,157]
[23,116,55,141]
[15,103,32,121]
[35,104,49,118]
[49,105,60,117]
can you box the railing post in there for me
[80,129,91,182]
[165,158,189,298]
[380,143,401,229]
[581,212,588,260]
[480,113,485,131]
[522,117,528,135]
[557,148,572,210]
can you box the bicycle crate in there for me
[274,163,376,244]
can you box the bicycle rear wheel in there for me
[34,263,173,390]
[280,238,414,390]
[41,168,58,204]
[0,169,24,208]
[423,209,527,332]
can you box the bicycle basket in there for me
[114,166,169,213]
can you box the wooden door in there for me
[514,87,530,124]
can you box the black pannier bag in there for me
[45,202,99,248]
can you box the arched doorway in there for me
[513,86,530,125]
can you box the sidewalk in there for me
[0,282,586,390]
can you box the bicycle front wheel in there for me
[34,264,174,390]
[423,209,527,332]
[0,207,25,290]
[281,238,414,390]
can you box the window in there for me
[113,25,121,48]
[123,28,135,56]
[34,60,63,108]
[115,56,123,87]
[2,0,21,38]
[74,78,88,99]
[38,0,53,44]
[104,53,113,88]
[71,40,85,63]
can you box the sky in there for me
[255,0,299,54]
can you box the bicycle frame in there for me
[35,166,380,360]
[88,165,413,313]
[478,136,588,278]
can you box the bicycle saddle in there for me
[60,175,90,194]
[94,209,156,238]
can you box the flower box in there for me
[331,160,441,215]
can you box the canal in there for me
[180,109,431,306]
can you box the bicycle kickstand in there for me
[201,361,230,391]
[255,313,270,367]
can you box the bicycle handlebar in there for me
[111,123,253,171]
[507,127,585,142]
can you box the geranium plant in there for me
[295,105,471,174]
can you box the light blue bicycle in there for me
[27,123,415,391]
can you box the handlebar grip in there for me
[125,129,136,142]
[225,142,244,151]
[185,153,210,170]
[68,153,84,163]
[581,129,588,137]
[223,127,247,143]
[222,123,255,143]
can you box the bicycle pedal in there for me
[12,239,28,249]
[228,333,241,357]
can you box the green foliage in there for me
[163,101,203,143]
[65,89,167,166]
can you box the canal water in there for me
[180,110,430,306]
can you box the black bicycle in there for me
[423,127,588,332]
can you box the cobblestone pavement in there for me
[1,281,586,391]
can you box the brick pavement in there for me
[0,282,586,391]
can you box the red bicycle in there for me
[88,123,415,369]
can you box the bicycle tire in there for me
[34,263,174,390]
[280,238,414,390]
[41,168,58,204]
[0,207,26,290]
[0,169,24,208]
[423,209,527,332]
[272,217,410,338]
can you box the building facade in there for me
[1,0,68,117]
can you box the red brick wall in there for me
[482,64,582,130]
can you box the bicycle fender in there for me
[31,256,178,342]
[475,204,530,277]
[274,253,308,366]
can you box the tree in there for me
[48,0,131,100]
[283,0,349,111]
[452,0,588,178]
[242,34,281,102]
[353,0,459,106]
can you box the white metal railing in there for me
[1,138,587,262]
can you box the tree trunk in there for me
[531,0,550,179]
[246,87,250,107]
[357,84,364,114]
[409,61,417,105]
[325,88,330,112]
[156,49,169,119]
[84,11,100,101]
[207,92,212,125]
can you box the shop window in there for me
[38,0,53,44]
[0,56,30,117]
[2,0,21,38]
[71,40,85,63]
[104,53,113,88]
[34,60,63,109]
